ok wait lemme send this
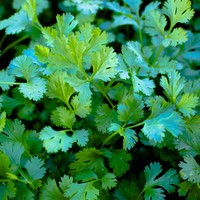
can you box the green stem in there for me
[151,45,163,67]
[1,35,30,56]
[91,79,115,109]
[101,131,118,148]
[0,34,6,48]
[125,122,145,129]
[31,23,42,31]
[0,82,21,85]
[0,179,10,182]
[138,22,143,49]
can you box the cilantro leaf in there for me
[177,93,199,117]
[143,162,179,199]
[91,46,118,82]
[75,171,98,182]
[41,27,57,47]
[0,111,6,132]
[40,175,73,200]
[162,27,188,47]
[0,70,15,91]
[8,55,38,81]
[71,95,92,118]
[0,151,11,177]
[50,107,75,129]
[39,126,73,153]
[163,0,194,27]
[19,77,47,101]
[185,115,200,133]
[94,103,118,133]
[145,10,167,37]
[117,94,144,125]
[108,123,138,150]
[160,71,186,103]
[72,129,89,146]
[0,182,17,200]
[0,118,25,143]
[101,173,117,190]
[179,155,200,183]
[0,141,24,165]
[56,12,78,37]
[0,10,29,34]
[142,103,185,142]
[1,88,35,119]
[109,149,132,178]
[69,148,108,177]
[46,71,75,103]
[15,182,34,200]
[64,75,91,103]
[25,156,46,181]
[34,45,50,64]
[65,181,99,200]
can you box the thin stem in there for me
[151,45,163,67]
[138,23,143,49]
[0,34,7,48]
[0,179,10,182]
[101,131,118,148]
[125,122,145,129]
[31,23,42,32]
[91,80,115,109]
[1,35,30,56]
[0,82,21,85]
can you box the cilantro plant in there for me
[0,0,200,199]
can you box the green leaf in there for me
[40,175,73,200]
[109,149,132,178]
[46,71,75,103]
[178,181,200,198]
[132,75,155,96]
[65,75,91,103]
[9,55,38,81]
[1,88,35,118]
[65,181,99,200]
[179,155,200,183]
[41,26,57,47]
[0,118,25,143]
[143,162,179,200]
[94,103,118,133]
[56,12,78,37]
[71,95,92,118]
[0,151,11,177]
[15,182,34,200]
[0,111,6,132]
[75,171,98,182]
[0,141,24,165]
[34,45,50,64]
[22,0,38,24]
[50,107,75,129]
[0,10,29,34]
[144,10,167,36]
[162,27,188,47]
[72,129,89,146]
[108,123,138,150]
[91,46,118,82]
[69,148,108,177]
[101,173,117,190]
[25,156,46,181]
[162,0,194,27]
[0,182,17,200]
[142,103,185,142]
[117,94,144,125]
[39,126,74,153]
[0,70,15,91]
[177,93,199,117]
[19,77,47,101]
[185,115,200,133]
[160,71,186,103]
